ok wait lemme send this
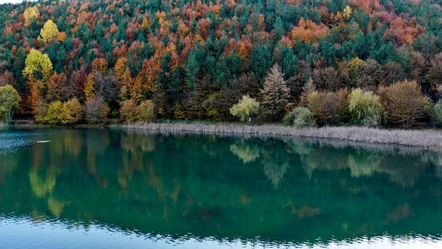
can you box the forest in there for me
[1,0,442,128]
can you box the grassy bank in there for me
[116,123,442,151]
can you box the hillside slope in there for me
[1,0,442,124]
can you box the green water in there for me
[1,128,442,248]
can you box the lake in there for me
[1,128,442,249]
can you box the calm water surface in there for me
[1,128,442,248]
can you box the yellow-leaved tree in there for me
[39,20,59,43]
[23,49,53,112]
[343,6,352,20]
[23,49,53,82]
[24,6,39,26]
[83,74,95,101]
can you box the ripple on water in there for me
[0,130,50,155]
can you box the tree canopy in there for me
[0,85,21,123]
[0,0,441,127]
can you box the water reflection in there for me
[2,217,440,249]
[0,128,442,248]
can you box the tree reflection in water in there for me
[0,129,441,245]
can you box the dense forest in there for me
[1,0,442,127]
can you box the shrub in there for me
[323,88,349,124]
[348,88,385,127]
[283,107,316,128]
[306,89,349,126]
[136,100,155,123]
[38,98,82,125]
[306,91,320,117]
[433,100,442,127]
[43,101,68,124]
[0,85,21,123]
[120,99,155,123]
[34,100,48,123]
[378,80,431,128]
[230,95,260,123]
[65,98,82,124]
[120,99,138,122]
[84,96,109,124]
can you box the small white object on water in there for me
[35,140,50,144]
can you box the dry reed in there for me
[116,123,442,151]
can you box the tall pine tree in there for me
[260,64,290,122]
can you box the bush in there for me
[43,101,68,124]
[65,98,82,124]
[136,100,155,123]
[230,95,260,123]
[84,96,109,124]
[378,80,431,128]
[283,107,316,128]
[120,99,138,122]
[34,100,48,123]
[306,89,349,126]
[433,100,442,127]
[120,99,155,123]
[306,91,320,118]
[348,88,385,127]
[0,85,21,123]
[38,98,82,125]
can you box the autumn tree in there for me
[300,78,315,106]
[136,100,155,123]
[356,59,382,89]
[306,89,349,126]
[348,88,385,127]
[46,73,75,102]
[230,95,260,123]
[43,101,67,124]
[84,96,110,124]
[23,49,53,111]
[0,72,17,87]
[65,98,82,123]
[24,6,39,26]
[93,72,119,105]
[261,64,290,121]
[91,58,108,75]
[378,81,431,128]
[380,62,406,86]
[120,99,155,123]
[0,85,21,123]
[120,99,138,122]
[39,20,60,43]
[291,18,328,44]
[23,49,53,82]
[83,74,95,101]
[40,98,82,124]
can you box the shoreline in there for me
[6,121,442,151]
[115,123,442,151]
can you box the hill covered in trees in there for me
[1,0,442,127]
